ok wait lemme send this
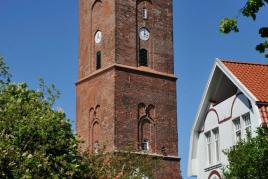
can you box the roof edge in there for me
[220,59,268,66]
[188,59,219,175]
[217,58,258,102]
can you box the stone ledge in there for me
[114,150,181,161]
[76,64,177,85]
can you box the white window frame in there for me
[205,127,220,166]
[213,128,220,163]
[233,117,242,143]
[233,112,251,144]
[205,131,213,166]
[243,112,251,134]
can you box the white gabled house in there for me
[188,59,268,179]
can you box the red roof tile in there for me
[222,60,268,103]
[259,106,268,124]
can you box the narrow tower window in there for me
[143,8,148,19]
[96,51,101,70]
[142,139,149,151]
[139,49,148,66]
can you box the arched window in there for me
[139,49,148,66]
[138,104,156,152]
[141,120,151,151]
[92,121,101,153]
[96,51,101,70]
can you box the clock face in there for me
[139,27,150,41]
[95,30,102,44]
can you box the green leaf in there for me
[220,18,239,33]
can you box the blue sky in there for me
[0,0,267,178]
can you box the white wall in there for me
[194,93,261,179]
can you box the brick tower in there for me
[76,0,181,178]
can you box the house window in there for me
[205,128,220,166]
[205,132,212,165]
[141,139,149,151]
[139,49,148,66]
[213,128,220,162]
[243,113,251,133]
[96,51,101,70]
[233,118,241,143]
[143,8,148,19]
[233,113,251,144]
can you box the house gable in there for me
[188,59,263,177]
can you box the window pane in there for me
[215,140,220,162]
[208,143,212,164]
[141,139,149,151]
[233,118,241,130]
[243,113,251,126]
[236,131,241,142]
[139,49,148,66]
[143,8,148,19]
[205,132,212,165]
[96,51,101,70]
[213,128,220,162]
[213,129,219,140]
[206,132,211,143]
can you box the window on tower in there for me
[143,8,148,19]
[139,49,148,66]
[94,140,100,154]
[96,51,101,70]
[141,139,149,151]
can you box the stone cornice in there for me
[114,150,181,161]
[76,64,177,85]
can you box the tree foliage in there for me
[223,127,268,178]
[83,149,155,179]
[220,0,268,58]
[0,56,11,84]
[0,82,86,178]
[0,58,154,178]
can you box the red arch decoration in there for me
[208,170,221,179]
[199,92,252,132]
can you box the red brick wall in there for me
[76,69,115,152]
[156,159,181,179]
[115,0,174,73]
[114,68,178,156]
[79,0,116,79]
[77,0,180,178]
[79,0,174,78]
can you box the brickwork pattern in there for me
[77,0,181,178]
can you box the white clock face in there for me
[95,30,102,44]
[139,27,150,41]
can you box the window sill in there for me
[204,163,222,172]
